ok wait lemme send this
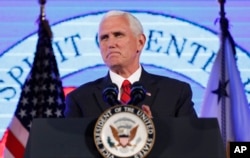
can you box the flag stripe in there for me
[8,117,28,147]
[5,129,24,158]
[0,129,9,158]
[3,148,14,158]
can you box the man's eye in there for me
[114,32,124,37]
[100,35,108,41]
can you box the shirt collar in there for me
[109,65,142,89]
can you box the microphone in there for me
[102,83,121,106]
[127,81,146,106]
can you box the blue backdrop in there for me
[0,0,250,138]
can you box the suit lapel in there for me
[138,68,158,107]
[93,73,113,111]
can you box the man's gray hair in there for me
[100,10,144,35]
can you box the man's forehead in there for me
[100,27,127,33]
[99,23,129,34]
[99,15,129,27]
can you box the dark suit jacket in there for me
[64,68,197,118]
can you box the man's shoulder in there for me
[148,72,188,86]
[82,77,105,86]
[149,73,186,83]
[67,77,105,96]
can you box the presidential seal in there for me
[93,105,155,158]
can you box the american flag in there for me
[3,18,65,158]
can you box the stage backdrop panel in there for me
[0,0,250,138]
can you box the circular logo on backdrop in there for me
[94,105,155,158]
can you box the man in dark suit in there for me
[64,10,197,118]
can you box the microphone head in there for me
[102,83,120,106]
[128,82,146,105]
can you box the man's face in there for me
[98,15,145,70]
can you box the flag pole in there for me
[218,0,228,148]
[38,0,52,39]
[39,0,46,21]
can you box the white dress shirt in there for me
[109,65,142,100]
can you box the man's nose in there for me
[107,37,116,48]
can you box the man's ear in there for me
[137,34,146,52]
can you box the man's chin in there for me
[109,64,122,70]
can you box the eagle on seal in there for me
[110,125,139,148]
